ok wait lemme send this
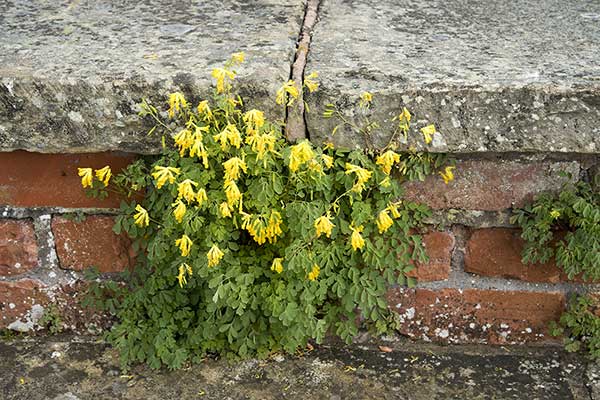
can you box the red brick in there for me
[0,279,48,330]
[0,220,38,276]
[402,160,578,211]
[407,231,454,281]
[464,228,586,283]
[52,216,134,273]
[387,288,565,344]
[0,151,136,208]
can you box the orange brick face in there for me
[0,151,136,208]
[52,215,134,273]
[407,231,454,281]
[0,279,48,329]
[0,220,38,276]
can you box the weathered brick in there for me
[0,220,38,276]
[387,288,565,344]
[464,228,584,283]
[0,151,136,207]
[0,279,48,330]
[402,159,579,211]
[407,231,454,281]
[52,216,134,273]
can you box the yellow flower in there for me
[398,107,411,123]
[387,201,402,219]
[214,124,242,150]
[207,244,224,267]
[439,166,455,184]
[379,176,391,188]
[177,179,198,203]
[189,133,209,168]
[350,225,365,251]
[175,234,193,257]
[271,258,284,274]
[246,132,277,160]
[133,204,149,227]
[172,199,187,223]
[307,264,320,281]
[219,202,232,218]
[265,211,283,243]
[289,140,315,172]
[224,179,242,206]
[550,209,561,219]
[231,51,245,64]
[197,100,213,120]
[376,150,400,175]
[322,154,334,169]
[94,166,112,187]
[211,67,236,94]
[359,91,373,107]
[421,124,436,144]
[177,263,191,288]
[345,163,372,193]
[168,92,188,118]
[222,157,247,181]
[152,166,180,189]
[173,129,193,156]
[196,188,208,207]
[314,214,335,238]
[276,80,299,106]
[323,142,335,150]
[376,210,394,233]
[78,167,93,188]
[304,71,319,93]
[243,109,265,133]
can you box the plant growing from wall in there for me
[79,53,453,370]
[511,172,600,358]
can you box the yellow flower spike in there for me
[152,166,180,189]
[172,199,187,223]
[215,124,242,149]
[78,167,93,188]
[314,214,335,238]
[197,100,213,120]
[350,225,365,251]
[224,179,242,206]
[222,157,248,181]
[94,166,112,187]
[387,201,402,219]
[219,202,232,218]
[323,142,335,150]
[439,166,455,184]
[304,71,319,93]
[271,258,284,274]
[207,244,224,267]
[173,129,193,156]
[289,140,315,172]
[168,92,188,118]
[276,80,299,106]
[359,91,373,107]
[420,124,436,144]
[376,150,400,175]
[186,263,193,276]
[211,67,236,94]
[175,234,193,257]
[177,264,188,288]
[376,210,394,234]
[189,133,210,168]
[177,179,198,203]
[345,163,372,192]
[307,264,320,281]
[243,109,265,132]
[398,107,411,124]
[550,209,561,219]
[321,154,334,169]
[379,176,391,188]
[133,204,150,227]
[265,211,283,243]
[231,51,245,64]
[196,188,208,207]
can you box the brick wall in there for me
[0,151,597,345]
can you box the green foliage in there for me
[510,173,600,281]
[550,295,600,359]
[38,304,63,335]
[80,55,452,370]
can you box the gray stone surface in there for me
[0,335,595,399]
[0,0,304,153]
[306,0,600,153]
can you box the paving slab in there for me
[0,0,304,153]
[306,0,600,153]
[0,334,596,400]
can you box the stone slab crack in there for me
[285,0,321,142]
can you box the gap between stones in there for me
[285,0,321,142]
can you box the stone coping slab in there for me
[0,335,596,399]
[0,0,304,153]
[306,0,600,153]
